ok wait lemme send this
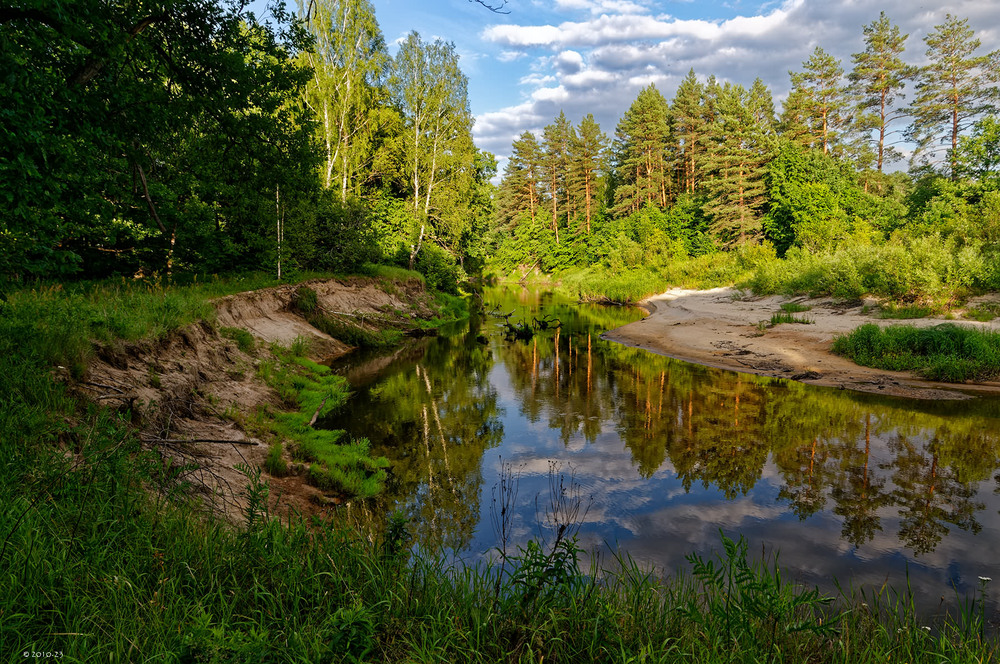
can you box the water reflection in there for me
[324,287,1000,615]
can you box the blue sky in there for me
[265,0,1000,173]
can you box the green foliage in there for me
[680,533,838,660]
[287,193,384,274]
[255,348,389,496]
[221,327,256,353]
[412,243,463,294]
[780,302,812,313]
[878,304,936,319]
[1,0,317,280]
[308,312,403,349]
[769,312,814,325]
[292,285,319,314]
[832,323,1000,381]
[964,302,1000,321]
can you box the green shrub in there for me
[220,326,256,353]
[832,323,1000,381]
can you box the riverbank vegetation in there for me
[490,13,1000,308]
[833,323,1000,382]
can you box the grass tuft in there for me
[832,323,1000,382]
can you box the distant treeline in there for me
[491,13,1000,282]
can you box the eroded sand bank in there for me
[603,287,1000,400]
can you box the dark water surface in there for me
[324,287,1000,619]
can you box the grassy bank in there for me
[832,323,1000,382]
[2,275,998,661]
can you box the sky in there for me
[261,0,1000,175]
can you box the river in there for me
[323,286,1000,620]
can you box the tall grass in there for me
[832,323,1000,381]
[2,275,998,661]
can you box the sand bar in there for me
[603,287,1000,400]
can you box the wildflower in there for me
[979,576,992,583]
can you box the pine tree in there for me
[499,131,543,226]
[703,81,775,244]
[612,84,671,214]
[849,12,915,172]
[909,14,1000,177]
[782,47,851,156]
[672,70,707,194]
[569,114,608,234]
[542,111,574,244]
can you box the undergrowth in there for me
[832,323,1000,382]
[252,342,389,497]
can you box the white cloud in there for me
[472,0,1000,172]
[498,49,528,62]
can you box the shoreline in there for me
[603,286,1000,400]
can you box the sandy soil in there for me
[604,287,1000,400]
[78,276,439,522]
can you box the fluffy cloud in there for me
[472,0,1000,166]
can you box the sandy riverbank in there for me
[603,287,1000,400]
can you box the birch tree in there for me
[391,32,474,268]
[299,0,388,198]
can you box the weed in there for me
[879,304,936,319]
[220,326,255,353]
[770,312,814,326]
[833,323,1000,381]
[292,285,318,314]
[964,303,1000,322]
[264,441,288,476]
[780,301,812,313]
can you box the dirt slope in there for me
[78,277,440,520]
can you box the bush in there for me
[832,323,1000,382]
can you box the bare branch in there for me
[470,0,510,13]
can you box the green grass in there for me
[550,254,746,305]
[964,302,1000,322]
[770,311,814,326]
[879,303,937,319]
[220,326,256,352]
[252,346,389,497]
[1,277,998,661]
[832,323,1000,382]
[780,301,812,313]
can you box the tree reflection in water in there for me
[325,287,1000,580]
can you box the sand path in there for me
[603,287,1000,400]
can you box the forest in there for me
[4,3,999,307]
[1,0,492,294]
[492,12,1000,305]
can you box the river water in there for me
[323,287,1000,619]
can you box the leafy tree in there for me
[849,12,916,172]
[298,0,390,198]
[955,115,1000,188]
[909,14,1000,177]
[0,0,316,279]
[390,32,474,269]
